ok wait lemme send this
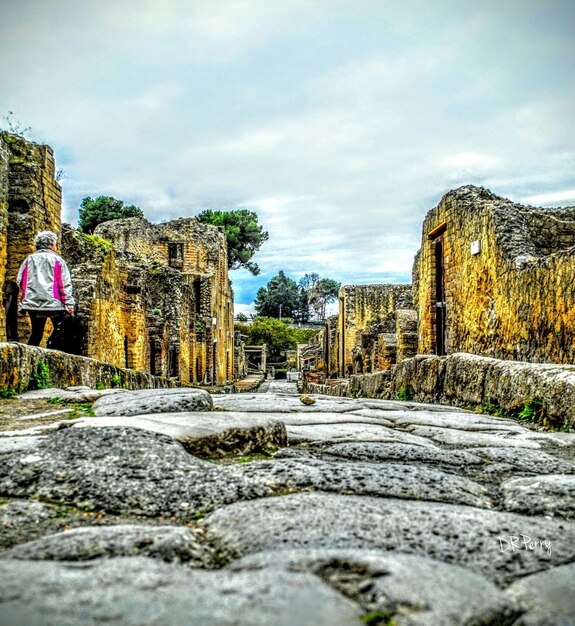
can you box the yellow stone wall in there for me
[0,133,62,344]
[337,284,413,376]
[93,217,235,385]
[413,185,575,363]
[0,137,9,341]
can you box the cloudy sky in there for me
[1,0,574,314]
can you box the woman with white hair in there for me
[17,230,75,346]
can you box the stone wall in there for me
[0,133,62,343]
[307,352,575,429]
[92,217,235,386]
[61,226,232,386]
[0,137,9,341]
[337,284,413,376]
[0,342,174,392]
[414,185,575,363]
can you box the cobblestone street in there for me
[1,381,575,624]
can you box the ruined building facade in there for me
[300,284,417,381]
[0,133,62,343]
[414,185,575,363]
[1,134,236,385]
[88,218,235,385]
[336,284,416,376]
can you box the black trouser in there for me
[27,311,66,347]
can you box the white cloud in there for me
[522,189,575,206]
[2,0,574,305]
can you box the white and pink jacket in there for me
[17,249,75,312]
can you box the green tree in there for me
[196,209,269,275]
[79,196,144,233]
[309,277,341,320]
[242,317,319,361]
[296,273,320,322]
[254,271,300,319]
[298,273,340,321]
[248,317,293,360]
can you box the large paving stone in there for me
[276,411,394,427]
[18,387,127,403]
[352,409,525,432]
[212,393,365,413]
[501,475,575,519]
[204,492,575,586]
[406,424,544,449]
[0,525,212,567]
[505,562,575,625]
[287,422,437,446]
[0,436,46,455]
[72,412,287,457]
[321,442,484,467]
[1,499,52,528]
[241,457,491,508]
[473,447,575,475]
[0,427,272,518]
[0,557,362,626]
[92,387,213,416]
[228,549,520,626]
[359,399,469,413]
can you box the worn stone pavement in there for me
[1,380,575,625]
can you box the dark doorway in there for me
[149,339,157,376]
[433,235,447,355]
[169,346,179,378]
[168,242,184,269]
[2,281,19,342]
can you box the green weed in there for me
[397,384,413,401]
[29,361,50,390]
[518,397,544,423]
[0,387,17,399]
[360,611,396,625]
[480,396,507,417]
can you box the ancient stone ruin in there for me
[0,133,62,343]
[414,184,575,363]
[0,132,236,386]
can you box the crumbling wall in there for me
[0,133,62,343]
[0,137,9,341]
[337,284,413,376]
[414,185,575,363]
[62,226,200,385]
[94,216,234,386]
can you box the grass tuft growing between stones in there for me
[0,387,17,399]
[214,446,280,465]
[29,361,51,390]
[360,611,396,625]
[518,397,544,423]
[47,397,95,418]
[478,396,508,417]
[397,385,413,402]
